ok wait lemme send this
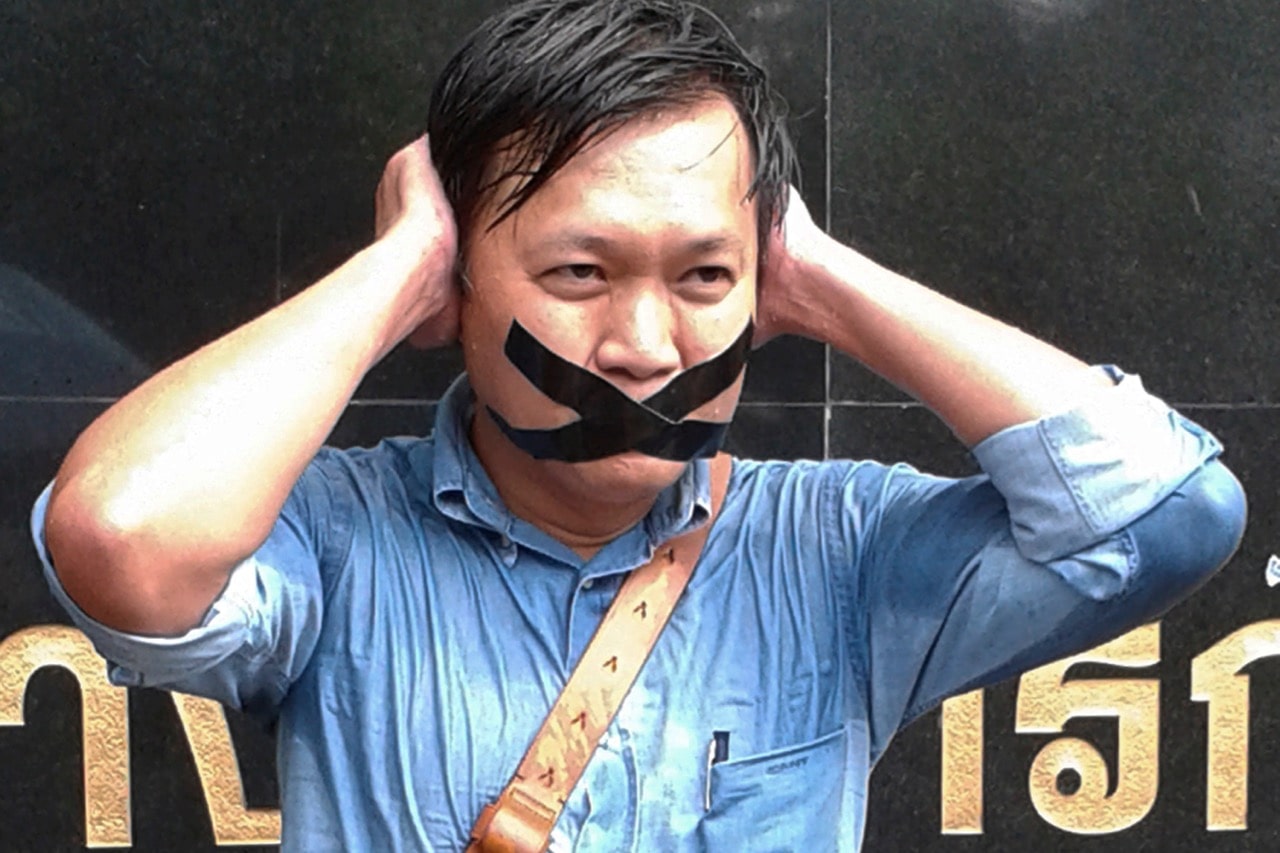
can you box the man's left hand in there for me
[754,186,833,348]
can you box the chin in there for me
[555,452,691,505]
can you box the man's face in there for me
[460,95,757,502]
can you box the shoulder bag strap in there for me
[467,452,733,853]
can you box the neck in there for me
[469,409,662,560]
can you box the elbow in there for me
[44,479,215,637]
[1165,458,1247,579]
[1204,459,1248,561]
[44,479,132,621]
[1123,458,1247,614]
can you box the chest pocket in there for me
[696,725,848,852]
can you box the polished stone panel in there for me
[4,1,295,379]
[725,403,824,461]
[828,0,1280,406]
[828,402,974,475]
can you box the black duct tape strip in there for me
[503,321,674,424]
[489,409,729,462]
[491,319,752,462]
[642,323,753,421]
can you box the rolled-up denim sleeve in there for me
[971,366,1231,598]
[850,368,1246,758]
[29,460,339,718]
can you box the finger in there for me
[396,134,432,180]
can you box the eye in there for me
[559,264,602,281]
[537,263,607,299]
[686,266,734,284]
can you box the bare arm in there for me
[44,138,459,636]
[756,190,1114,446]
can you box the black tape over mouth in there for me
[488,319,752,462]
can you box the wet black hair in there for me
[426,0,798,254]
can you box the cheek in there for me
[679,278,757,360]
[462,261,601,360]
[739,274,759,323]
[459,289,599,422]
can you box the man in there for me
[32,0,1244,850]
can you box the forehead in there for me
[479,97,757,239]
[573,98,751,184]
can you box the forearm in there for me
[45,229,446,634]
[780,238,1113,446]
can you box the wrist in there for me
[768,232,864,341]
[376,222,459,353]
[380,216,454,291]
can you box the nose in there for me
[595,285,681,388]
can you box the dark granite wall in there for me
[1,0,1275,848]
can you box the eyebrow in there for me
[540,232,748,260]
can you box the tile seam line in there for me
[0,397,832,407]
[821,0,834,462]
[4,396,1275,411]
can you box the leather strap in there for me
[467,453,733,853]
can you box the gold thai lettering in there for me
[1015,622,1160,834]
[939,688,984,834]
[0,625,131,847]
[171,693,281,844]
[8,615,1280,841]
[1190,619,1280,831]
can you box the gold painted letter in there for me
[940,688,984,834]
[0,625,131,847]
[1190,619,1280,831]
[171,693,281,845]
[1015,623,1160,834]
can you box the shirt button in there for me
[582,579,595,590]
[499,534,512,549]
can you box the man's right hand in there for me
[374,136,461,351]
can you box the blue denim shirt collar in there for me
[425,375,712,566]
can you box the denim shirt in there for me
[31,370,1245,851]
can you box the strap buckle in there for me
[467,790,557,853]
